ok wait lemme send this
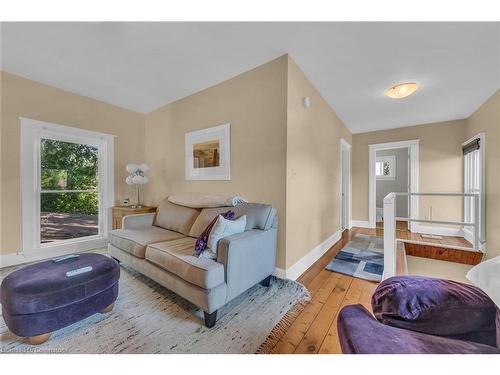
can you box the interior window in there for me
[375,156,395,180]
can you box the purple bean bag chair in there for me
[372,276,497,345]
[337,276,499,354]
[338,304,499,354]
[1,253,120,344]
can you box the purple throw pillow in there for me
[372,276,497,337]
[194,210,235,256]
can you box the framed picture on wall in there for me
[185,123,231,180]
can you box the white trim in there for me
[462,132,486,244]
[369,139,419,231]
[382,193,397,279]
[276,230,342,280]
[339,139,351,231]
[1,238,107,268]
[19,117,115,254]
[351,220,371,228]
[417,225,464,238]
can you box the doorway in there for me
[369,140,419,230]
[375,147,410,229]
[340,139,351,230]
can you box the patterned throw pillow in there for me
[194,210,234,256]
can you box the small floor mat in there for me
[326,233,384,282]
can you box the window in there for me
[21,118,114,253]
[40,139,99,243]
[463,134,485,247]
[375,155,395,180]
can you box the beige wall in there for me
[142,55,352,269]
[352,120,467,224]
[4,55,493,273]
[285,57,352,268]
[465,90,500,259]
[143,56,289,268]
[0,72,146,255]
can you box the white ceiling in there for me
[1,22,499,133]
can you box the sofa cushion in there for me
[189,207,236,237]
[145,237,225,289]
[338,304,499,354]
[232,203,276,231]
[372,276,497,336]
[189,203,276,237]
[108,227,184,258]
[154,199,200,236]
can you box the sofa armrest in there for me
[122,213,156,229]
[217,228,277,302]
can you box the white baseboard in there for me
[416,225,464,238]
[0,239,108,268]
[351,220,371,228]
[275,229,342,281]
[273,267,287,279]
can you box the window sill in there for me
[3,237,108,268]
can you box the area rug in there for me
[0,259,309,354]
[326,233,384,282]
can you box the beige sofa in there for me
[107,198,278,327]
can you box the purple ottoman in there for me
[1,253,120,344]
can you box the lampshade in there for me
[125,176,134,185]
[126,163,139,173]
[139,163,149,172]
[132,175,143,184]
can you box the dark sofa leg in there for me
[204,310,217,328]
[260,275,272,287]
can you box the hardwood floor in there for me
[370,225,472,248]
[271,228,377,354]
[270,226,474,354]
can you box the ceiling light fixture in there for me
[385,82,419,99]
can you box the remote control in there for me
[53,254,80,263]
[66,266,93,277]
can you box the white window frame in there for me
[375,155,396,180]
[462,132,486,248]
[20,117,115,254]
